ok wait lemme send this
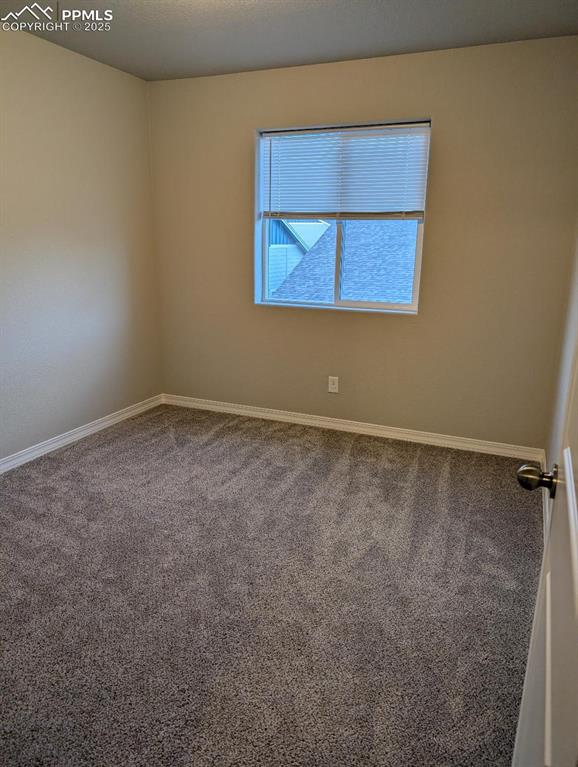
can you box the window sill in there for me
[254,300,418,316]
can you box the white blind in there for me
[260,122,430,216]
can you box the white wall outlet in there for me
[328,376,339,393]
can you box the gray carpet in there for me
[0,405,542,766]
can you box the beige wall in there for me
[0,33,161,458]
[2,35,577,460]
[149,37,578,448]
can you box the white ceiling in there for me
[19,0,578,81]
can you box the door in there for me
[512,280,578,766]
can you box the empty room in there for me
[1,1,577,765]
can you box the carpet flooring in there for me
[0,405,542,766]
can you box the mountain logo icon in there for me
[1,4,53,22]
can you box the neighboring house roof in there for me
[283,221,330,251]
[272,220,417,304]
[269,220,331,253]
[272,224,336,303]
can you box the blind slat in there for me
[260,123,431,215]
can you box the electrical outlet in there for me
[328,376,339,393]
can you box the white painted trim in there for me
[563,446,578,616]
[543,492,552,544]
[0,395,163,475]
[161,393,545,462]
[544,567,553,767]
[1,391,545,476]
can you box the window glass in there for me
[266,220,336,304]
[339,220,418,305]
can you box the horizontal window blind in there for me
[260,122,431,217]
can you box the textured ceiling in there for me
[12,0,578,80]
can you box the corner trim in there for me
[161,393,545,462]
[0,395,163,475]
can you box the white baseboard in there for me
[0,391,544,477]
[161,393,545,463]
[0,395,163,475]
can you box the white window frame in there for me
[253,121,429,315]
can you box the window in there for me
[254,121,431,313]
